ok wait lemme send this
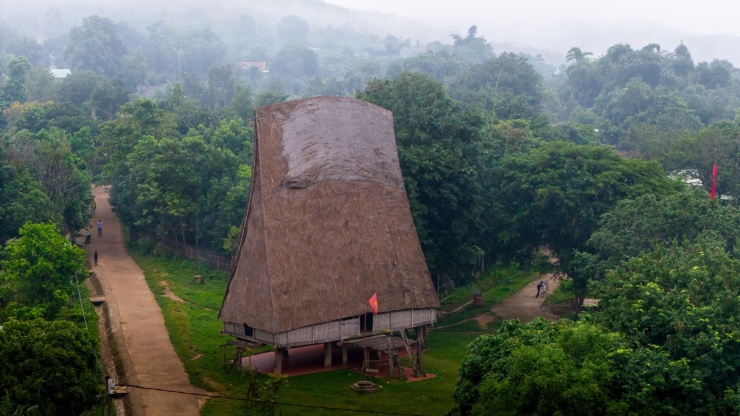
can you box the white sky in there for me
[324,0,740,64]
[324,0,739,37]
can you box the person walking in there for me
[97,220,103,237]
[536,280,544,298]
[94,250,98,266]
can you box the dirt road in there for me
[490,273,561,322]
[85,186,201,416]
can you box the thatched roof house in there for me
[219,97,439,351]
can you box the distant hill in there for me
[2,0,738,68]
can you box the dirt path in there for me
[85,186,201,416]
[490,273,561,322]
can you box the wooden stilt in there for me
[386,338,394,378]
[414,325,426,347]
[417,326,427,376]
[324,342,333,367]
[274,348,283,373]
[393,353,408,381]
[401,329,419,377]
[342,343,348,365]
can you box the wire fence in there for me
[129,230,233,272]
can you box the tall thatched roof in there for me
[219,96,439,334]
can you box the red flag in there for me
[368,293,378,315]
[711,162,717,200]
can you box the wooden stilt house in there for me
[219,97,439,372]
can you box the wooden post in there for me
[361,347,369,377]
[386,337,394,378]
[414,325,425,347]
[417,326,427,376]
[274,348,284,373]
[324,342,332,367]
[400,329,419,377]
[342,343,348,365]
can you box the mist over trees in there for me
[5,1,740,413]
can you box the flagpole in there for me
[362,287,368,380]
[711,161,717,200]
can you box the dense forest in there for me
[3,3,740,414]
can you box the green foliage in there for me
[591,237,740,414]
[0,170,58,243]
[0,223,87,319]
[107,110,250,253]
[450,53,545,120]
[498,141,677,255]
[448,26,494,64]
[0,56,31,108]
[0,318,101,415]
[585,187,740,276]
[358,72,488,283]
[0,130,93,240]
[270,46,320,93]
[452,319,625,416]
[664,122,740,199]
[64,15,126,77]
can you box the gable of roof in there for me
[219,97,439,333]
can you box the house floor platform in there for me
[238,342,436,382]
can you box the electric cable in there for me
[118,383,434,415]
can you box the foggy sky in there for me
[325,0,740,64]
[4,0,740,66]
[325,0,740,36]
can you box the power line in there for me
[118,384,434,416]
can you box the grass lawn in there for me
[130,250,541,415]
[435,268,539,331]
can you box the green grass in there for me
[435,269,539,329]
[544,278,575,305]
[128,252,254,414]
[129,250,542,415]
[257,331,480,416]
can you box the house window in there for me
[359,313,374,333]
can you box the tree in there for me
[566,47,593,63]
[98,99,178,219]
[64,15,126,77]
[497,141,679,302]
[499,141,676,255]
[666,122,740,198]
[57,70,105,107]
[1,223,87,319]
[671,42,694,77]
[126,135,206,244]
[386,50,463,83]
[26,63,57,103]
[179,28,226,76]
[0,318,101,415]
[0,171,58,244]
[592,237,740,414]
[253,80,289,108]
[591,187,740,261]
[449,53,544,120]
[358,72,488,284]
[270,46,320,85]
[276,15,309,45]
[88,76,129,120]
[449,25,494,63]
[205,64,236,107]
[0,56,31,108]
[0,128,93,235]
[451,319,625,416]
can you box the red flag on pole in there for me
[711,161,717,200]
[368,293,378,315]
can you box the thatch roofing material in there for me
[219,97,439,334]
